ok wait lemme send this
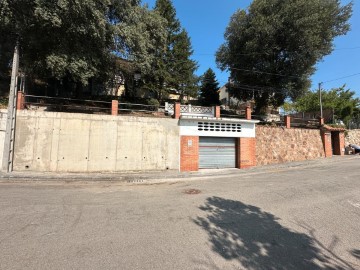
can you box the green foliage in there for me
[216,0,352,113]
[141,0,198,101]
[294,85,359,125]
[147,98,160,111]
[0,0,167,95]
[199,68,220,106]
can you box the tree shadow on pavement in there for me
[350,249,360,260]
[194,197,355,270]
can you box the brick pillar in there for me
[321,130,332,158]
[111,100,118,116]
[332,131,345,156]
[17,91,25,110]
[319,118,324,126]
[236,137,256,169]
[174,103,181,119]
[245,106,252,120]
[284,116,291,129]
[214,106,220,118]
[180,136,199,172]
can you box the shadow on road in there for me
[194,197,354,270]
[350,249,360,260]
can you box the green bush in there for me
[147,98,160,111]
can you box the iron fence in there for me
[24,95,112,114]
[290,117,319,128]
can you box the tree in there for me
[171,29,198,101]
[216,0,352,113]
[141,0,198,101]
[294,85,359,125]
[0,0,167,96]
[199,68,220,106]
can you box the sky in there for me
[143,0,360,97]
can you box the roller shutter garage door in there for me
[199,137,236,169]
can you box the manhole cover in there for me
[183,189,201,195]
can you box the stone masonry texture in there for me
[256,126,325,166]
[345,130,360,145]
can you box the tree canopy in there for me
[141,0,198,101]
[293,86,359,125]
[0,0,167,95]
[216,0,352,113]
[199,68,220,106]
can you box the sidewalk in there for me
[0,155,358,184]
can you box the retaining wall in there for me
[0,109,7,167]
[256,126,325,166]
[345,130,360,145]
[13,111,179,172]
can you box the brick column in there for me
[174,103,181,119]
[180,136,199,172]
[332,131,345,156]
[17,91,25,110]
[245,106,252,120]
[214,106,220,118]
[321,130,332,158]
[236,137,256,169]
[319,118,324,126]
[284,116,291,129]
[111,100,118,116]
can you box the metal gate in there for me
[199,137,236,169]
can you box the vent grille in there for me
[198,122,242,133]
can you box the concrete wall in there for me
[13,111,179,172]
[0,109,7,167]
[256,126,325,166]
[345,130,360,145]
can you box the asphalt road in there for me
[0,157,360,270]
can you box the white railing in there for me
[165,102,214,117]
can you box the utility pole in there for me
[2,44,19,172]
[318,82,323,119]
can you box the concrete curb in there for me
[0,156,358,185]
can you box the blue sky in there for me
[143,0,359,97]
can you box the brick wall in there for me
[321,131,332,158]
[180,136,199,172]
[256,126,326,166]
[237,138,256,169]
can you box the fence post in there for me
[285,115,291,129]
[111,100,118,116]
[17,91,25,110]
[245,106,252,120]
[214,106,220,118]
[174,103,181,119]
[319,117,324,126]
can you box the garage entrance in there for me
[199,137,236,169]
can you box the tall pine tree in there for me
[199,68,220,106]
[142,0,197,101]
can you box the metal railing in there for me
[24,95,112,114]
[118,102,161,114]
[23,94,168,117]
[291,117,319,128]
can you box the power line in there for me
[322,72,360,84]
[193,46,360,57]
[231,67,303,79]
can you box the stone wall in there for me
[13,111,179,173]
[345,130,360,146]
[256,126,325,166]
